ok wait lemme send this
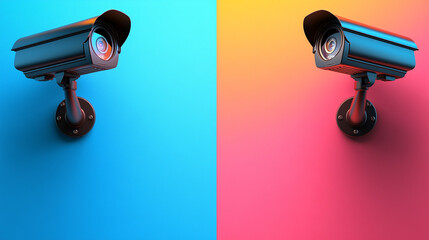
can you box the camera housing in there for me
[303,10,418,136]
[304,10,417,81]
[12,10,131,137]
[12,10,130,81]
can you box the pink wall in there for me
[218,0,429,239]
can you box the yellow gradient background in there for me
[218,0,429,239]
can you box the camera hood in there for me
[12,10,131,51]
[303,10,418,51]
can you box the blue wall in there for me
[0,1,216,239]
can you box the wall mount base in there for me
[336,97,377,136]
[56,97,96,137]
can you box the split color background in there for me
[1,0,428,239]
[218,0,429,240]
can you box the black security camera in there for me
[12,10,131,137]
[304,10,418,136]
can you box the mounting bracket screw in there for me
[338,115,344,120]
[56,116,61,121]
[88,115,94,120]
[73,129,79,135]
[353,129,359,135]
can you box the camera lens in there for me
[91,30,113,61]
[319,29,342,60]
[96,37,108,53]
[325,38,336,54]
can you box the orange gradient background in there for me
[218,0,429,239]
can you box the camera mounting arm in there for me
[54,72,96,137]
[336,72,377,136]
[56,72,83,126]
[348,72,376,126]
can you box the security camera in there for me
[12,10,131,137]
[303,10,418,136]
